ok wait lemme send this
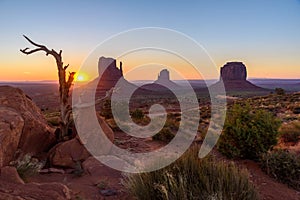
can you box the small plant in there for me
[124,146,258,200]
[279,121,300,144]
[96,179,109,190]
[152,127,174,142]
[260,150,300,190]
[218,103,281,160]
[131,109,144,120]
[11,154,44,180]
[275,88,285,95]
[100,99,113,119]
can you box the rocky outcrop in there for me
[220,62,247,81]
[0,86,56,167]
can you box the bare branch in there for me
[20,47,50,55]
[23,35,45,48]
[64,64,69,70]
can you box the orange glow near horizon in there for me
[1,53,300,81]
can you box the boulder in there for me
[49,137,90,168]
[0,166,24,184]
[0,180,71,200]
[0,108,24,167]
[49,114,114,168]
[0,86,56,157]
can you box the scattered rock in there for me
[0,166,24,184]
[82,156,103,175]
[100,189,117,196]
[39,168,65,174]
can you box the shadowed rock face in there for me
[220,62,247,81]
[210,62,268,93]
[96,57,125,97]
[98,57,123,81]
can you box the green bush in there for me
[280,121,300,144]
[131,109,144,120]
[124,146,258,200]
[218,103,281,160]
[11,154,44,180]
[275,88,285,95]
[260,150,300,190]
[152,127,174,142]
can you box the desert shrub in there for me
[275,88,285,95]
[279,121,300,144]
[124,146,258,200]
[99,99,113,119]
[131,109,144,120]
[11,154,44,180]
[218,103,281,160]
[293,107,300,114]
[152,127,174,142]
[260,150,300,190]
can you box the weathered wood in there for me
[20,35,75,141]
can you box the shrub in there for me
[275,88,285,95]
[218,103,281,160]
[131,109,144,120]
[99,99,113,119]
[152,127,174,142]
[11,154,44,180]
[124,146,258,200]
[260,150,300,190]
[279,121,300,144]
[293,107,300,114]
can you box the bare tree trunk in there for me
[20,35,75,141]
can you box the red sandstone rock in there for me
[0,166,24,184]
[0,86,56,167]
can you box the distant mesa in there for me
[95,56,137,97]
[211,62,267,92]
[98,56,123,80]
[154,69,179,90]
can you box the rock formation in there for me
[220,62,247,81]
[96,57,124,97]
[211,62,267,92]
[0,86,56,167]
[152,69,179,90]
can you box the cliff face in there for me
[220,62,247,81]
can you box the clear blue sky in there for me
[0,0,300,80]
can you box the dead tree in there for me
[20,35,75,141]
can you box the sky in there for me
[0,0,300,81]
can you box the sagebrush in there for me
[124,146,258,200]
[218,103,281,159]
